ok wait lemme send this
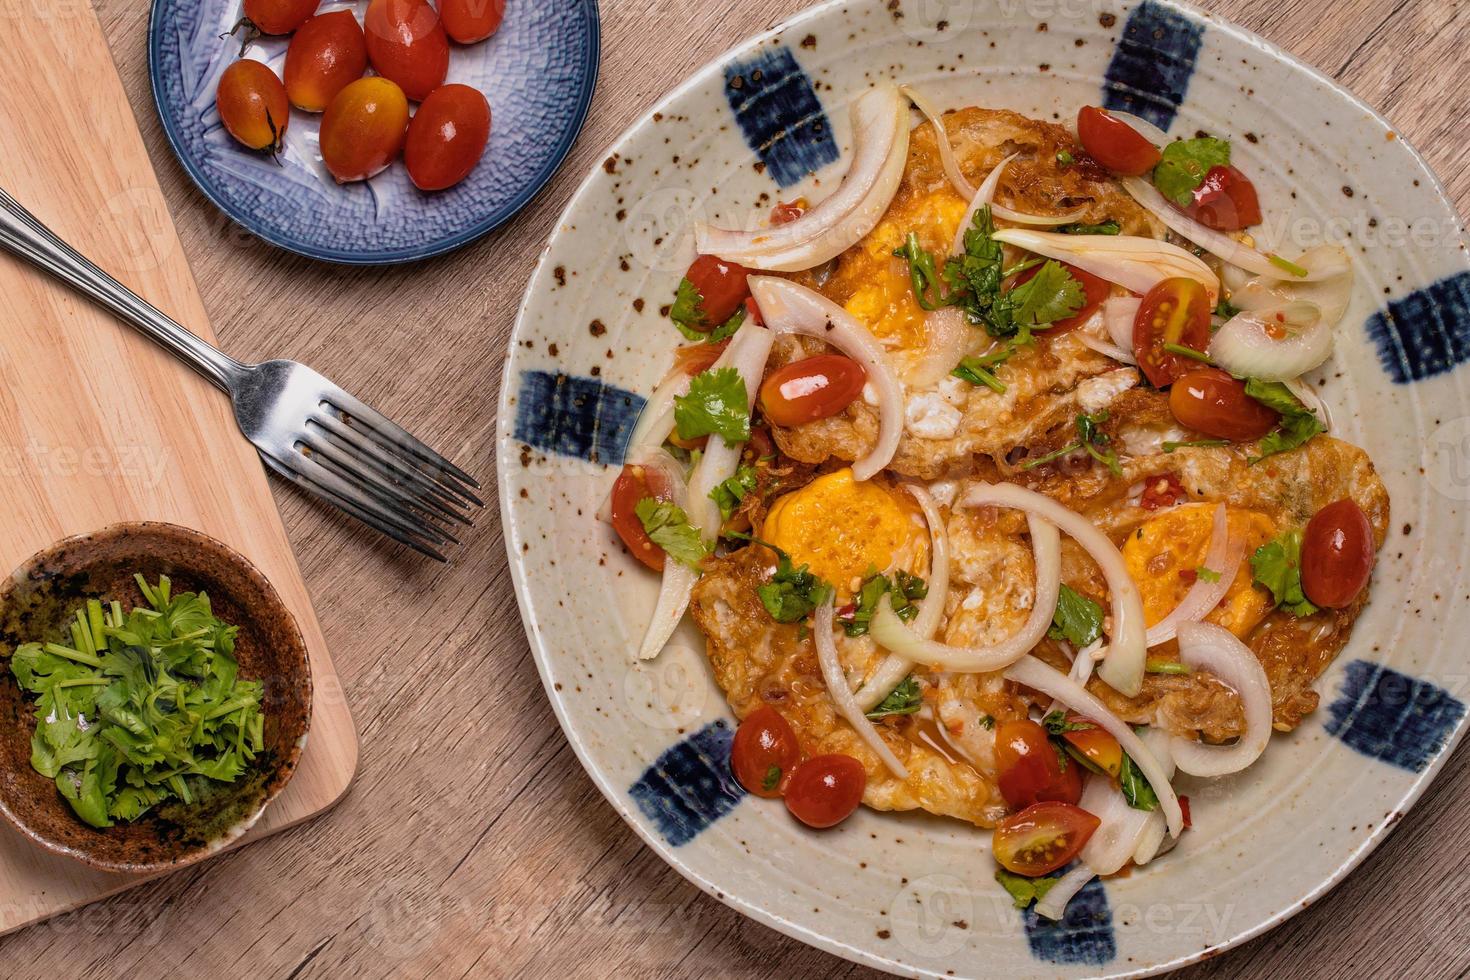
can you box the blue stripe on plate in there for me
[512,370,645,466]
[1024,873,1115,965]
[629,721,745,846]
[1365,272,1470,383]
[1325,660,1466,772]
[1101,0,1205,130]
[723,46,840,188]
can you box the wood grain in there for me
[0,0,355,939]
[1,0,1464,976]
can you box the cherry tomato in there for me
[682,255,753,331]
[403,84,491,191]
[744,295,765,327]
[785,754,867,829]
[439,0,505,43]
[1183,165,1262,231]
[283,10,368,113]
[993,801,1100,876]
[608,463,674,572]
[1168,368,1280,441]
[758,355,867,429]
[319,77,409,183]
[731,707,801,799]
[1180,795,1193,830]
[1010,262,1111,335]
[1076,106,1161,176]
[242,0,319,34]
[672,340,728,377]
[1133,277,1212,387]
[364,0,450,102]
[1140,473,1187,511]
[216,60,290,154]
[995,719,1082,809]
[1058,716,1123,779]
[1301,499,1375,609]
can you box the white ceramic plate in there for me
[497,1,1470,975]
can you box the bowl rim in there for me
[0,520,313,874]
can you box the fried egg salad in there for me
[605,83,1384,920]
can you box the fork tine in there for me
[278,447,455,547]
[300,429,466,536]
[310,411,479,514]
[260,455,448,562]
[322,389,481,493]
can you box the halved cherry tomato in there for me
[993,801,1100,876]
[404,84,491,191]
[1301,499,1375,609]
[1168,368,1280,441]
[1059,716,1123,779]
[242,0,319,34]
[284,10,368,113]
[731,707,801,799]
[216,60,290,153]
[1133,277,1212,387]
[1011,262,1111,335]
[759,355,867,428]
[1076,106,1161,176]
[771,199,806,225]
[995,719,1082,809]
[785,754,867,828]
[672,340,728,377]
[608,463,674,572]
[682,255,753,331]
[364,0,449,101]
[319,77,409,182]
[1140,473,1187,511]
[1183,165,1262,231]
[439,0,505,43]
[744,295,764,327]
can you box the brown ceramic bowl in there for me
[0,522,311,872]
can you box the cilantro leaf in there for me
[865,676,924,719]
[742,537,833,624]
[1048,584,1104,647]
[1196,566,1222,584]
[995,868,1062,910]
[1243,378,1325,463]
[709,464,759,521]
[1074,411,1123,476]
[1004,260,1085,332]
[893,232,952,310]
[952,346,1015,393]
[944,205,1012,337]
[761,765,781,791]
[1120,751,1159,811]
[843,570,928,636]
[1250,528,1319,617]
[674,367,751,446]
[1059,219,1121,235]
[706,305,747,343]
[669,278,707,340]
[1042,709,1095,735]
[1153,137,1231,207]
[635,498,712,569]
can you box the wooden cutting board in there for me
[0,0,357,935]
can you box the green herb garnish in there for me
[952,346,1016,393]
[738,536,833,624]
[674,367,751,447]
[1268,253,1310,278]
[1162,438,1229,453]
[1250,528,1318,617]
[893,232,952,311]
[995,868,1063,910]
[636,499,712,569]
[1059,219,1121,236]
[709,464,759,521]
[1024,412,1121,476]
[1242,378,1325,463]
[1119,751,1160,811]
[1048,584,1104,647]
[865,677,924,719]
[1146,658,1193,675]
[1152,137,1231,207]
[1162,342,1211,363]
[843,570,927,636]
[1042,709,1095,735]
[762,765,781,791]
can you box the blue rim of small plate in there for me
[146,0,602,266]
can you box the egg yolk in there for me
[1122,503,1277,639]
[763,468,928,595]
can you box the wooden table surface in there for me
[2,0,1465,976]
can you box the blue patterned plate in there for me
[148,0,599,264]
[499,1,1470,976]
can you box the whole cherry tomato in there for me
[439,0,505,44]
[216,60,289,153]
[1010,262,1111,335]
[994,719,1082,810]
[758,355,867,428]
[1301,499,1375,609]
[993,802,1100,876]
[1076,106,1161,176]
[1133,277,1212,387]
[1183,165,1262,231]
[1057,715,1122,779]
[731,707,801,798]
[403,84,491,191]
[1168,368,1280,441]
[680,255,753,332]
[785,754,867,829]
[283,10,368,113]
[242,0,319,34]
[364,0,450,101]
[608,462,674,572]
[319,77,409,182]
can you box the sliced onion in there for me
[685,325,775,539]
[1133,810,1168,866]
[1006,655,1183,837]
[993,203,1092,228]
[1104,109,1171,148]
[1168,622,1272,777]
[1230,245,1354,324]
[960,483,1148,698]
[1144,505,1240,647]
[816,596,910,779]
[902,84,975,201]
[1284,377,1333,431]
[1209,301,1330,381]
[870,514,1060,672]
[697,83,909,271]
[991,228,1219,305]
[747,277,902,480]
[636,562,697,661]
[1104,296,1142,353]
[902,305,978,388]
[1076,332,1135,365]
[1034,864,1097,921]
[948,154,1015,256]
[1078,730,1175,874]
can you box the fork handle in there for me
[0,186,245,391]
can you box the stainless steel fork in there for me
[0,187,481,561]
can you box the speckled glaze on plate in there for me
[0,522,311,873]
[497,1,1470,975]
[148,0,600,264]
